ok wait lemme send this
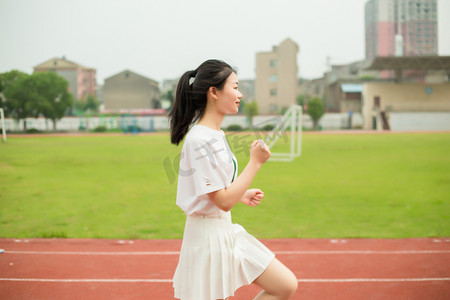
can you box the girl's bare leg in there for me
[252,258,298,300]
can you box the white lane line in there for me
[0,278,172,283]
[276,250,450,254]
[298,278,450,283]
[0,278,449,283]
[4,251,180,255]
[3,250,450,255]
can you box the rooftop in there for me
[367,56,450,71]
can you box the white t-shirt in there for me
[176,124,238,215]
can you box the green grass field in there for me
[1,132,449,239]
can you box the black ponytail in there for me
[168,59,236,145]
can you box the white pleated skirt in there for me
[173,210,275,300]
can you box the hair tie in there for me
[189,70,196,85]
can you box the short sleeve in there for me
[184,136,230,197]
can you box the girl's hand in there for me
[240,189,264,207]
[250,139,271,167]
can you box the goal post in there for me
[0,108,6,143]
[264,105,302,162]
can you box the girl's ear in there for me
[208,86,218,100]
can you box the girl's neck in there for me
[198,111,224,132]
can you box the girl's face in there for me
[215,72,243,115]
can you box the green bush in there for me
[227,124,243,131]
[26,128,40,134]
[262,124,275,131]
[40,231,68,238]
[93,125,107,132]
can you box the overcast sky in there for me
[1,0,449,85]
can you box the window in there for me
[270,60,278,68]
[315,86,321,94]
[269,74,278,82]
[269,104,278,113]
[270,89,277,96]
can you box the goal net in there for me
[0,108,6,142]
[264,105,302,162]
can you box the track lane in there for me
[1,238,449,300]
[1,252,449,280]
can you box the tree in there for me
[296,94,305,106]
[33,72,73,131]
[243,101,258,129]
[306,97,324,130]
[3,72,40,131]
[0,70,29,117]
[160,89,174,110]
[162,89,174,104]
[84,95,99,112]
[73,95,99,115]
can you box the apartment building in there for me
[255,38,299,114]
[103,70,160,110]
[33,56,96,101]
[365,0,438,61]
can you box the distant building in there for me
[103,70,160,110]
[255,38,299,114]
[96,84,103,105]
[161,78,178,94]
[365,0,438,61]
[297,77,325,104]
[324,60,380,112]
[239,79,255,103]
[33,56,96,101]
[323,55,449,113]
[363,56,450,130]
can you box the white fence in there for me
[389,112,450,131]
[5,112,450,132]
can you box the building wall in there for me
[103,70,160,110]
[365,0,438,61]
[278,39,299,111]
[81,68,96,99]
[362,82,450,129]
[255,51,277,114]
[297,78,325,105]
[53,69,78,99]
[327,82,343,112]
[324,60,381,112]
[33,57,97,101]
[340,92,362,113]
[255,39,299,114]
[365,0,378,60]
[400,0,438,56]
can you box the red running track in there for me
[1,237,449,300]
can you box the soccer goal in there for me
[264,105,302,162]
[0,108,6,143]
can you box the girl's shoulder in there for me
[186,125,224,141]
[184,125,226,151]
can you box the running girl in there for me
[169,59,297,300]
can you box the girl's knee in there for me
[254,259,298,298]
[274,271,297,298]
[282,273,298,297]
